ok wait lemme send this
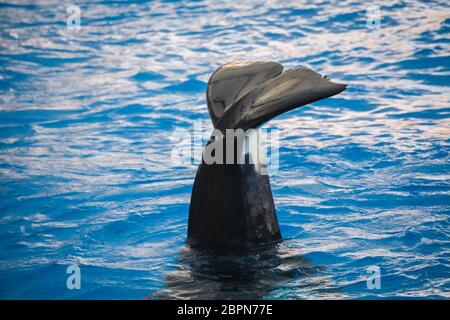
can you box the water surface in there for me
[0,0,449,299]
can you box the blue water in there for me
[0,0,449,299]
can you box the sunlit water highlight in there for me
[0,0,449,299]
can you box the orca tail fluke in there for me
[206,62,346,131]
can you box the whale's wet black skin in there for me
[188,61,346,250]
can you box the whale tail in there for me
[206,61,346,130]
[188,61,346,250]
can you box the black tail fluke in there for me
[206,62,346,131]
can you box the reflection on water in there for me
[0,0,449,299]
[153,242,345,300]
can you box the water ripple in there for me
[0,0,449,299]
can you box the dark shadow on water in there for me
[149,241,342,299]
